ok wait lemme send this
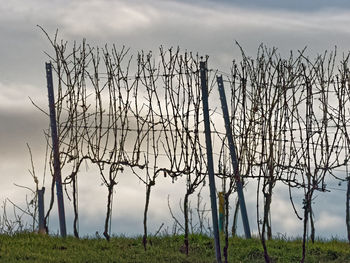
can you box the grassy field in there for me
[0,233,349,262]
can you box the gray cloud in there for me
[183,0,350,12]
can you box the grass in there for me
[0,233,349,262]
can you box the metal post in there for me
[37,187,46,234]
[216,75,251,239]
[46,62,67,237]
[200,61,222,263]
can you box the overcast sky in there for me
[1,0,350,239]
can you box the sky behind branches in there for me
[1,0,350,238]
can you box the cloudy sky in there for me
[1,0,350,239]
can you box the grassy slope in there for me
[0,233,349,263]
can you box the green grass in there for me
[0,233,349,262]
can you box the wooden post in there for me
[218,192,225,234]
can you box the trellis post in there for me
[37,187,46,234]
[200,61,222,263]
[217,75,251,239]
[46,62,67,238]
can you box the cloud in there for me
[271,198,302,234]
[2,0,350,82]
[184,0,350,12]
[316,211,344,232]
[0,82,47,111]
[55,1,350,38]
[59,0,154,38]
